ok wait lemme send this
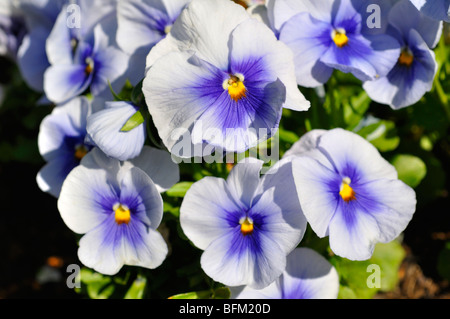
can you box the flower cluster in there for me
[4,0,445,299]
[258,0,443,109]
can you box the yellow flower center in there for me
[223,74,246,102]
[332,29,349,48]
[339,177,356,203]
[164,24,172,34]
[240,217,254,236]
[398,49,414,67]
[114,203,131,225]
[74,144,89,160]
[85,57,94,75]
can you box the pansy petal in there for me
[282,129,327,158]
[258,158,307,244]
[44,64,92,104]
[316,128,398,181]
[351,0,395,36]
[38,96,91,165]
[90,45,130,98]
[363,29,437,109]
[36,157,78,198]
[131,227,169,270]
[17,29,50,92]
[162,0,191,18]
[358,178,416,243]
[58,159,116,234]
[46,4,72,65]
[281,248,339,299]
[145,31,181,70]
[143,50,225,153]
[118,166,164,229]
[279,12,333,88]
[390,0,443,47]
[117,0,167,55]
[128,146,180,193]
[291,156,340,237]
[87,101,146,161]
[77,216,124,276]
[78,215,167,275]
[232,247,339,299]
[180,177,241,250]
[230,18,310,110]
[226,158,263,209]
[362,74,398,108]
[266,0,334,33]
[191,77,284,153]
[231,285,280,299]
[38,112,80,162]
[410,0,450,23]
[329,199,381,260]
[162,0,249,69]
[251,185,305,255]
[363,33,401,78]
[320,34,378,82]
[201,227,286,289]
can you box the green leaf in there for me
[166,182,194,197]
[391,154,427,188]
[370,241,406,292]
[120,109,145,132]
[330,256,374,299]
[343,90,371,130]
[169,287,230,299]
[169,291,211,299]
[124,275,147,299]
[332,241,406,299]
[163,201,180,218]
[278,127,300,145]
[80,268,115,299]
[337,285,357,299]
[118,79,134,101]
[357,119,400,152]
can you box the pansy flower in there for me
[17,0,117,93]
[58,147,175,275]
[43,1,128,104]
[143,0,309,156]
[16,0,64,92]
[180,158,307,289]
[86,101,147,161]
[291,128,416,261]
[230,248,339,299]
[116,0,191,84]
[266,0,401,88]
[37,96,94,197]
[409,0,450,22]
[363,0,442,109]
